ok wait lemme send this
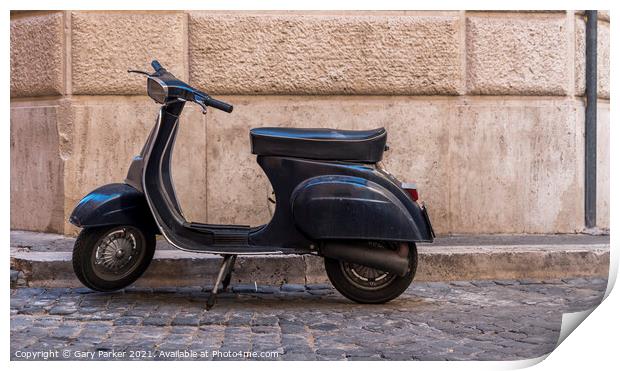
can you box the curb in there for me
[11,236,609,288]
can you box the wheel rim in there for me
[91,227,145,281]
[338,241,402,291]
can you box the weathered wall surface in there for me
[10,10,610,235]
[189,14,462,95]
[207,97,586,234]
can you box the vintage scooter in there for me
[69,60,434,309]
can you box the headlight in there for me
[147,77,167,104]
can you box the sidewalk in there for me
[10,231,609,288]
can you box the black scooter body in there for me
[68,60,436,306]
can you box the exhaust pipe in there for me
[321,242,410,276]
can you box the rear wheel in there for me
[324,241,417,304]
[72,225,156,292]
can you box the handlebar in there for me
[146,59,233,114]
[203,96,233,113]
[151,60,163,72]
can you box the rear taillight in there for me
[402,182,419,201]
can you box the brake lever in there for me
[127,70,152,76]
[196,100,208,114]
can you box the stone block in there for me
[466,16,569,95]
[416,245,610,281]
[448,100,583,233]
[304,255,328,284]
[71,12,186,95]
[139,252,221,287]
[575,19,610,98]
[10,104,65,232]
[10,12,64,97]
[233,256,307,285]
[189,13,461,95]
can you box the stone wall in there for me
[10,10,610,235]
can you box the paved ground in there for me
[11,277,606,361]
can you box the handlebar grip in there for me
[204,97,233,113]
[151,60,163,72]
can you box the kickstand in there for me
[221,255,237,291]
[206,254,237,310]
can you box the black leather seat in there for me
[250,127,387,163]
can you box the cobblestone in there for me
[10,278,606,361]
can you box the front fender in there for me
[291,175,424,241]
[69,183,158,233]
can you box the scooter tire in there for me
[72,225,156,292]
[324,241,417,304]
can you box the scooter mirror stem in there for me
[127,69,151,76]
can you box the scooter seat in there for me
[250,127,387,163]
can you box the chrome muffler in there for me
[321,242,410,276]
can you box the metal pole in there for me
[584,10,597,229]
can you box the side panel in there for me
[291,176,418,241]
[69,183,158,233]
[250,156,434,248]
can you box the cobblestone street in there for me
[11,277,606,361]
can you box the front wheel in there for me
[72,225,156,292]
[324,241,417,304]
